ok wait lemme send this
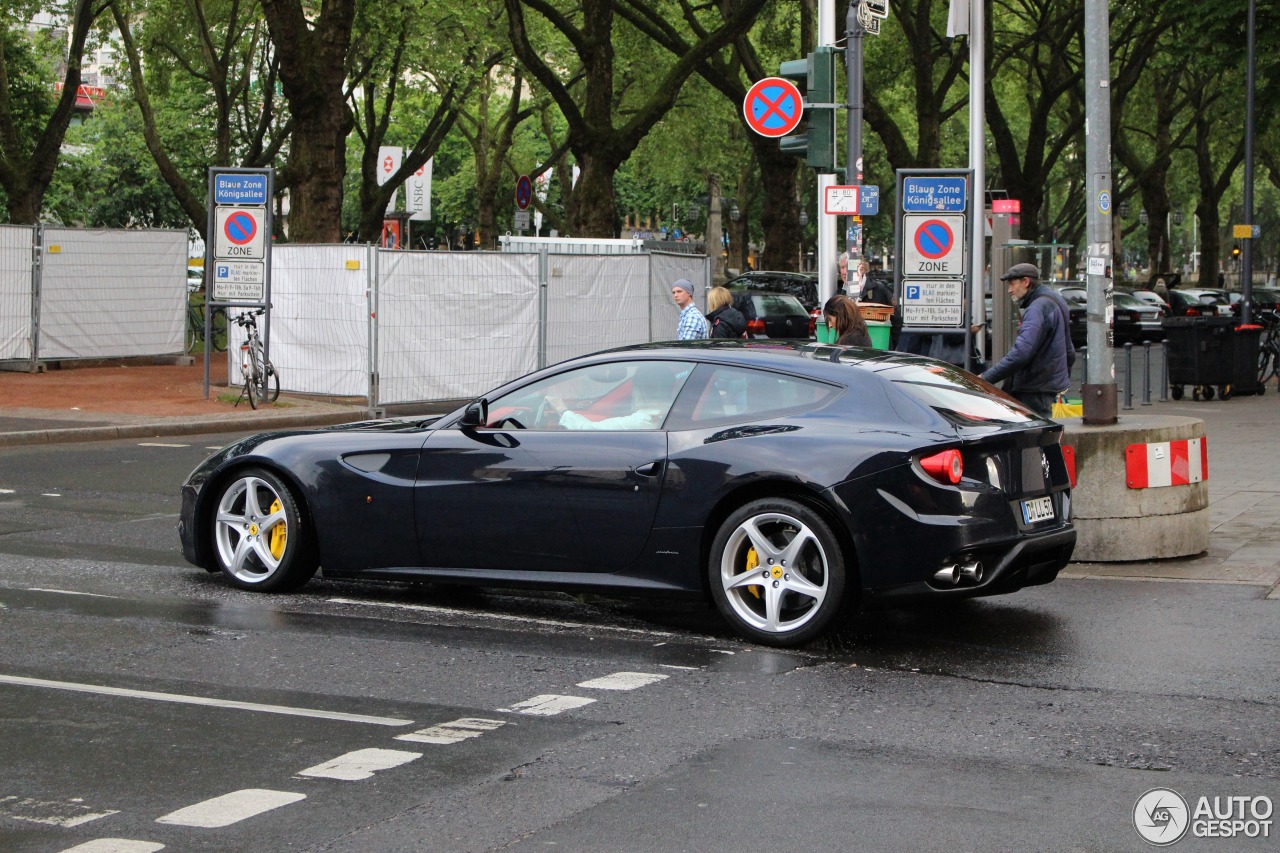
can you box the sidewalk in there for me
[2,358,1278,594]
[0,357,370,445]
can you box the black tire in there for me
[708,498,847,647]
[209,467,318,592]
[1170,385,1184,400]
[1219,384,1232,401]
[260,357,280,403]
[186,314,199,353]
[1203,385,1216,401]
[242,350,258,410]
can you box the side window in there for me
[482,360,693,431]
[669,365,841,428]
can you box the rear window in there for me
[875,361,1036,425]
[752,294,808,316]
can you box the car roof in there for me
[575,340,902,382]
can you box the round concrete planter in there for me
[1059,415,1208,561]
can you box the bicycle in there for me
[232,308,280,409]
[1255,308,1280,386]
[186,300,227,353]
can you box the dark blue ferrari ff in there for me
[179,342,1075,647]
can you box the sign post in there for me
[895,169,974,368]
[205,167,273,397]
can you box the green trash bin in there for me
[815,319,836,344]
[867,321,891,349]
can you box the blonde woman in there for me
[705,286,747,339]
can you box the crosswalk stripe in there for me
[577,672,668,691]
[395,717,507,745]
[498,694,595,716]
[297,748,422,781]
[57,840,165,853]
[155,789,304,828]
[137,443,189,448]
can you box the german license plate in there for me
[1021,495,1054,524]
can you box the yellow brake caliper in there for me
[268,498,287,558]
[745,546,761,599]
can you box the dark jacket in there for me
[836,328,872,347]
[981,284,1075,392]
[707,304,747,339]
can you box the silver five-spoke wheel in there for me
[211,467,316,592]
[709,498,846,646]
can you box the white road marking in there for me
[577,671,668,691]
[137,443,189,448]
[205,446,223,450]
[156,789,304,828]
[42,493,61,497]
[27,588,120,599]
[659,664,700,671]
[297,748,421,781]
[0,488,14,494]
[395,717,507,745]
[0,675,413,727]
[57,840,165,853]
[498,694,596,716]
[327,597,678,638]
[0,795,118,827]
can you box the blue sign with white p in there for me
[906,284,921,300]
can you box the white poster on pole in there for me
[406,158,432,220]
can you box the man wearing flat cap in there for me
[671,278,709,340]
[980,263,1075,417]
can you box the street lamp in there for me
[730,204,740,223]
[1139,210,1148,225]
[798,210,809,227]
[1119,201,1130,219]
[1174,211,1183,225]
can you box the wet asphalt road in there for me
[1,433,1278,852]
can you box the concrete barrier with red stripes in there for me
[1059,416,1209,561]
[1125,438,1209,489]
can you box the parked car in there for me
[1230,288,1280,318]
[1064,291,1162,346]
[1131,289,1171,312]
[1173,288,1233,316]
[179,342,1075,646]
[726,270,820,311]
[731,291,815,339]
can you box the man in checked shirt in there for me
[671,278,709,340]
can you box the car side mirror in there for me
[459,399,488,428]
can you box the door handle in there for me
[632,460,663,477]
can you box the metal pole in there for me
[1241,0,1256,321]
[1122,342,1133,409]
[846,0,864,280]
[817,1,836,304]
[969,0,986,369]
[1142,341,1152,405]
[1082,0,1117,423]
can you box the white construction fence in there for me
[0,225,708,406]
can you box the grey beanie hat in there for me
[672,278,695,296]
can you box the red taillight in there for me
[748,319,766,335]
[1186,307,1200,316]
[919,449,963,485]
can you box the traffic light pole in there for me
[816,2,837,305]
[844,3,865,222]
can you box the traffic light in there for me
[778,46,837,172]
[1232,245,1241,259]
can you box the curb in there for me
[0,409,367,448]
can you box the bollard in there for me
[1159,338,1169,402]
[1142,341,1153,405]
[1122,343,1134,410]
[1080,345,1087,389]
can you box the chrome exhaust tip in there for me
[933,564,960,585]
[959,560,984,583]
